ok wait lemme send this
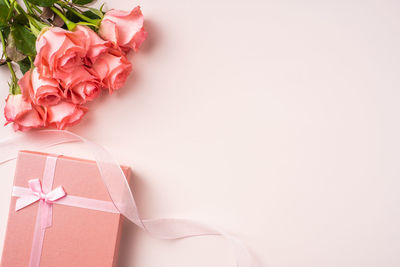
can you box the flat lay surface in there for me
[0,0,400,266]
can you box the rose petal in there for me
[46,101,87,130]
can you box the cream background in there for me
[1,0,400,266]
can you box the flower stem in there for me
[5,1,15,20]
[32,4,41,13]
[77,21,97,27]
[22,0,34,14]
[0,31,19,94]
[12,1,48,32]
[28,56,33,67]
[57,2,99,26]
[51,6,76,31]
[8,61,18,82]
[0,32,15,79]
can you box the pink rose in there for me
[74,25,111,65]
[4,94,45,131]
[19,68,61,107]
[91,51,132,92]
[99,6,147,52]
[34,27,87,79]
[60,66,101,104]
[46,101,87,130]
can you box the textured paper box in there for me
[1,151,130,267]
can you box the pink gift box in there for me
[1,150,131,267]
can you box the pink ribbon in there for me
[13,156,124,267]
[0,130,254,267]
[15,179,66,212]
[19,156,62,267]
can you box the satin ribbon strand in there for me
[28,156,62,267]
[0,130,253,267]
[13,186,119,214]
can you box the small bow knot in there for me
[33,191,51,203]
[15,179,66,211]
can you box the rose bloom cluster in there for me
[4,6,146,131]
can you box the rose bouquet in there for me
[0,0,146,131]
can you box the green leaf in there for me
[17,57,31,74]
[0,0,9,27]
[65,10,81,23]
[10,25,36,56]
[26,0,57,7]
[66,9,101,24]
[84,9,102,19]
[13,14,29,26]
[6,33,26,62]
[72,0,95,5]
[2,26,10,38]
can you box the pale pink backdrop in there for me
[1,0,400,266]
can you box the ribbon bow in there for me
[15,179,66,212]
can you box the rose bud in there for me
[4,94,45,131]
[99,6,147,52]
[91,51,132,93]
[19,68,62,107]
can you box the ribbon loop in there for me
[16,179,66,211]
[44,186,66,203]
[28,179,43,196]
